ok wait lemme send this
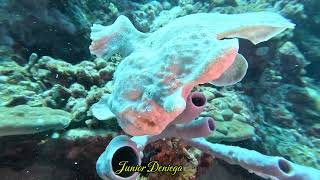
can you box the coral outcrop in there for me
[0,105,71,137]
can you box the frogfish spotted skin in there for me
[89,12,295,136]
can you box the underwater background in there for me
[0,0,319,179]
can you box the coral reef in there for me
[0,60,42,105]
[196,86,256,143]
[259,125,320,169]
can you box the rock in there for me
[0,75,8,83]
[0,105,71,137]
[306,123,320,138]
[206,119,255,143]
[162,1,171,10]
[62,128,115,140]
[33,56,77,87]
[99,66,114,82]
[286,86,320,123]
[262,127,320,169]
[131,1,165,32]
[299,33,320,63]
[51,84,71,100]
[69,83,87,98]
[0,60,41,104]
[0,46,22,62]
[94,58,108,70]
[108,2,119,17]
[276,142,320,169]
[4,95,30,107]
[69,98,88,122]
[0,1,94,63]
[202,90,215,101]
[287,87,313,104]
[76,66,100,88]
[311,138,320,149]
[210,98,229,110]
[85,119,100,129]
[25,53,39,72]
[85,86,109,106]
[44,84,71,108]
[305,87,320,112]
[278,41,309,83]
[230,104,242,113]
[77,61,96,69]
[278,0,307,20]
[232,113,247,123]
[150,6,185,31]
[269,105,295,127]
[255,46,269,56]
[221,109,234,121]
[209,110,224,122]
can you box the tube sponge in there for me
[96,135,141,180]
[185,138,320,180]
[173,92,207,124]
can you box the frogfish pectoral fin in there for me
[210,53,248,86]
